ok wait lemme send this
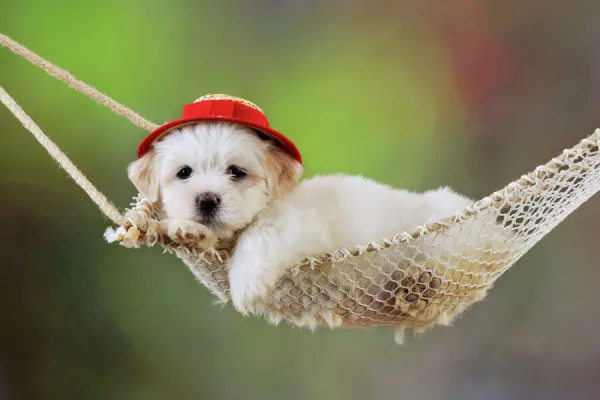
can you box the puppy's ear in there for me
[127,149,161,203]
[264,144,303,199]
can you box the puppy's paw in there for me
[229,262,278,315]
[160,219,217,249]
[230,281,271,315]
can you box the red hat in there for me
[137,94,302,163]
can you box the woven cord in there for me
[0,33,163,224]
[0,33,159,132]
[0,86,123,224]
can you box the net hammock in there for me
[2,34,599,343]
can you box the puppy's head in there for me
[128,122,302,239]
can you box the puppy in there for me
[128,121,475,315]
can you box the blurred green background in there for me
[1,1,600,399]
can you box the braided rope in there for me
[0,33,159,132]
[0,86,123,224]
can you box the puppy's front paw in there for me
[160,219,217,249]
[229,261,278,315]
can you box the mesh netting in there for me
[110,130,600,338]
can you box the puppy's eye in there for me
[176,166,193,180]
[227,165,247,180]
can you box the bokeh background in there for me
[2,1,600,399]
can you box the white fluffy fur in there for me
[128,122,474,314]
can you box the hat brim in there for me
[138,116,302,164]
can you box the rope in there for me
[0,86,123,224]
[0,33,159,132]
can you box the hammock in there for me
[2,34,599,343]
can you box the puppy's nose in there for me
[196,192,221,212]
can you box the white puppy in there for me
[128,122,474,314]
